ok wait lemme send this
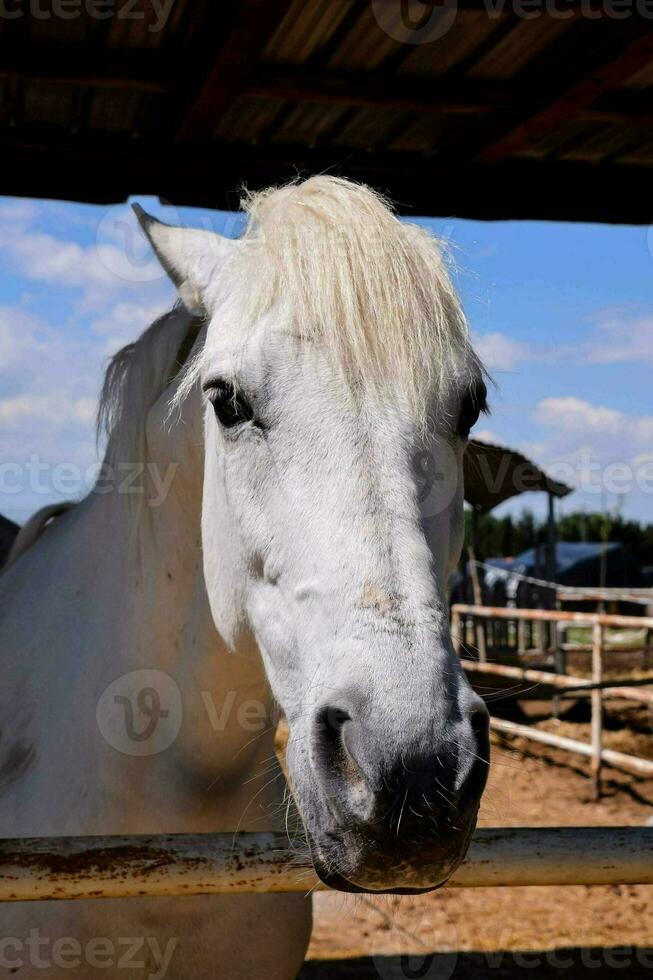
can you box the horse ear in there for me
[132,205,231,314]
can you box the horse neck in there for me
[101,391,214,672]
[101,394,274,749]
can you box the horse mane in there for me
[177,175,476,427]
[2,305,197,567]
[98,302,197,472]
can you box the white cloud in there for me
[0,202,175,318]
[472,428,500,445]
[534,397,624,436]
[473,308,653,375]
[474,331,533,371]
[584,309,653,366]
[525,396,653,514]
[0,394,95,428]
[0,306,50,368]
[0,200,182,523]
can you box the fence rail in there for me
[452,604,653,795]
[452,604,653,630]
[1,828,652,901]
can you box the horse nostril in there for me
[470,702,490,757]
[458,701,491,800]
[312,703,375,821]
[314,704,355,775]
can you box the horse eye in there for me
[458,382,488,439]
[205,380,254,429]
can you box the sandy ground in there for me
[301,698,653,978]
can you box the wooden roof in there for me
[2,1,653,222]
[464,440,573,512]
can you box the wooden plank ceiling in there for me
[1,0,653,221]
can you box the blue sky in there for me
[1,195,651,526]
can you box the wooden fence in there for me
[452,604,653,796]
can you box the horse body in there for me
[0,177,489,978]
[0,318,311,979]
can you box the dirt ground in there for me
[302,698,653,978]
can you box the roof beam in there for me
[246,65,653,122]
[477,31,653,164]
[246,66,513,115]
[0,53,169,93]
[176,0,295,144]
[0,56,648,125]
[1,136,651,224]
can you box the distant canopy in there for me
[0,514,18,567]
[464,440,572,514]
[485,542,645,590]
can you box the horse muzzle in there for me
[289,688,490,893]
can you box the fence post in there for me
[644,625,652,672]
[452,607,462,656]
[591,621,604,800]
[517,616,526,657]
[552,621,565,720]
[468,549,487,662]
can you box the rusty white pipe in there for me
[462,660,653,701]
[600,685,653,705]
[452,604,653,631]
[491,717,653,778]
[461,659,594,690]
[560,644,647,654]
[551,684,653,703]
[1,827,653,902]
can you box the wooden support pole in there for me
[451,607,462,656]
[467,545,487,662]
[517,617,526,656]
[644,624,653,671]
[552,619,565,720]
[1,828,652,902]
[546,491,557,586]
[591,622,604,799]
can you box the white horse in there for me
[0,177,489,979]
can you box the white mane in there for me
[178,176,476,426]
[100,177,477,476]
[97,302,193,471]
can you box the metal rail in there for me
[1,828,652,901]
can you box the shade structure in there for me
[1,3,652,223]
[464,439,572,513]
